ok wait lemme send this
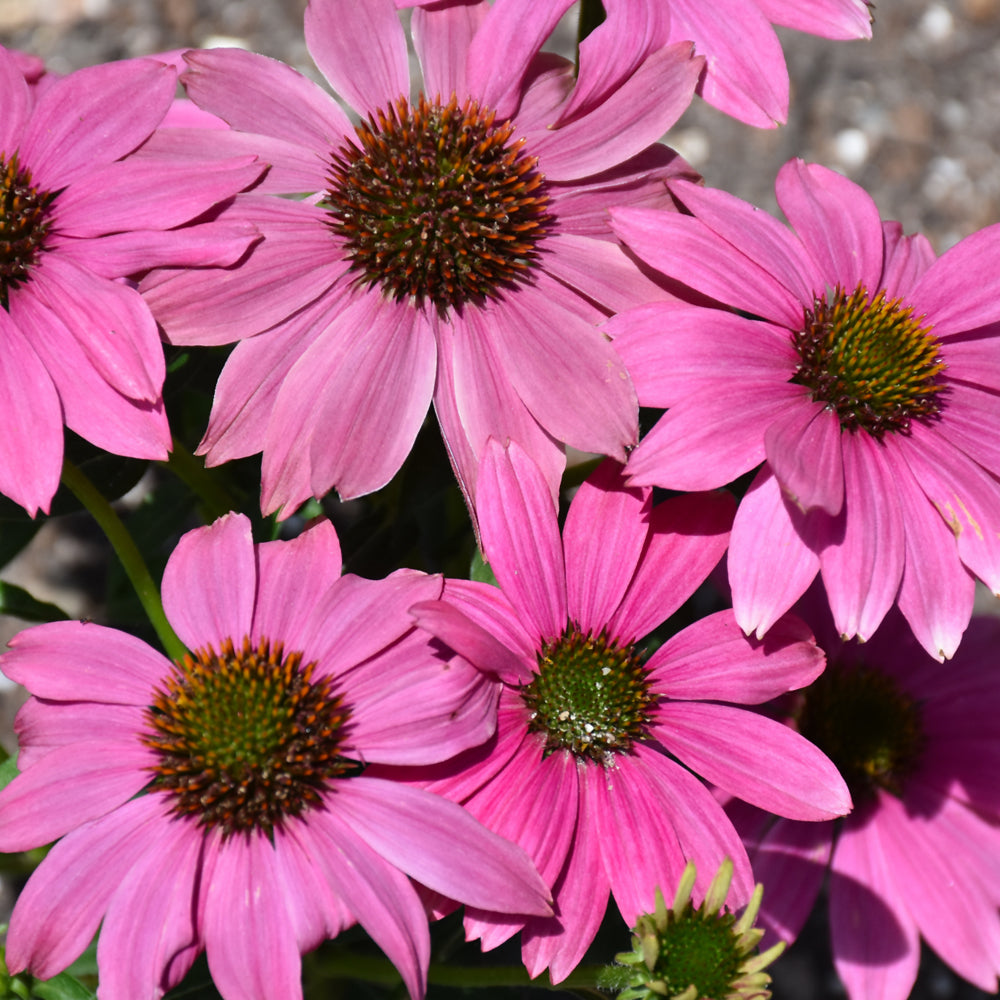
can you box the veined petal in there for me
[411,1,488,101]
[0,47,30,153]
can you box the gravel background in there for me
[1,2,999,998]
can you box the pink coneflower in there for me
[609,159,1000,661]
[0,45,263,515]
[728,603,1000,1000]
[0,514,550,1000]
[380,440,850,982]
[398,0,873,127]
[140,0,703,516]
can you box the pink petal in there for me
[764,398,845,515]
[668,0,787,126]
[306,569,441,678]
[0,311,62,515]
[531,42,702,181]
[819,433,904,642]
[1,621,169,704]
[729,466,822,639]
[476,439,566,644]
[4,795,171,980]
[11,290,171,462]
[203,833,303,1000]
[563,461,650,636]
[305,805,431,1000]
[340,629,498,765]
[251,520,343,645]
[879,222,936,298]
[182,46,352,149]
[907,223,1000,337]
[627,381,801,490]
[830,809,921,1000]
[0,741,155,851]
[608,490,735,643]
[161,513,255,652]
[648,609,824,703]
[330,777,550,914]
[97,818,205,1000]
[26,255,164,403]
[21,59,176,188]
[653,702,851,820]
[465,0,574,116]
[0,47,30,153]
[775,159,884,293]
[411,1,489,100]
[611,205,806,329]
[489,276,638,460]
[261,295,436,511]
[304,0,408,120]
[433,308,566,516]
[758,0,873,37]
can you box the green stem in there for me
[314,953,607,992]
[61,459,187,662]
[160,438,238,522]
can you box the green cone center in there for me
[520,627,654,764]
[0,153,56,310]
[326,92,550,312]
[143,636,354,838]
[791,284,947,437]
[796,663,925,801]
[650,908,745,1000]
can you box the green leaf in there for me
[0,754,18,792]
[30,972,96,1000]
[0,583,69,623]
[469,549,498,587]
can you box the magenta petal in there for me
[305,569,441,677]
[98,818,205,1000]
[410,599,528,682]
[0,741,155,851]
[775,159,884,293]
[592,756,685,925]
[608,491,734,643]
[306,806,430,1000]
[751,817,832,945]
[0,311,62,515]
[563,461,650,636]
[612,205,805,328]
[819,434,904,642]
[891,449,975,660]
[342,629,497,765]
[533,42,701,181]
[653,702,851,820]
[1,621,168,704]
[758,0,872,37]
[648,610,824,704]
[27,255,164,403]
[161,513,255,651]
[880,222,936,298]
[729,466,822,639]
[182,46,351,148]
[4,795,169,980]
[203,833,303,1000]
[764,399,844,515]
[251,520,343,645]
[305,0,408,119]
[331,777,550,914]
[477,439,567,644]
[411,2,489,100]
[21,59,176,188]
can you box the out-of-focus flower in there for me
[728,602,1000,1000]
[142,0,704,517]
[0,514,550,1000]
[613,858,784,1000]
[397,0,873,127]
[379,440,849,981]
[0,45,262,514]
[610,159,1000,660]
